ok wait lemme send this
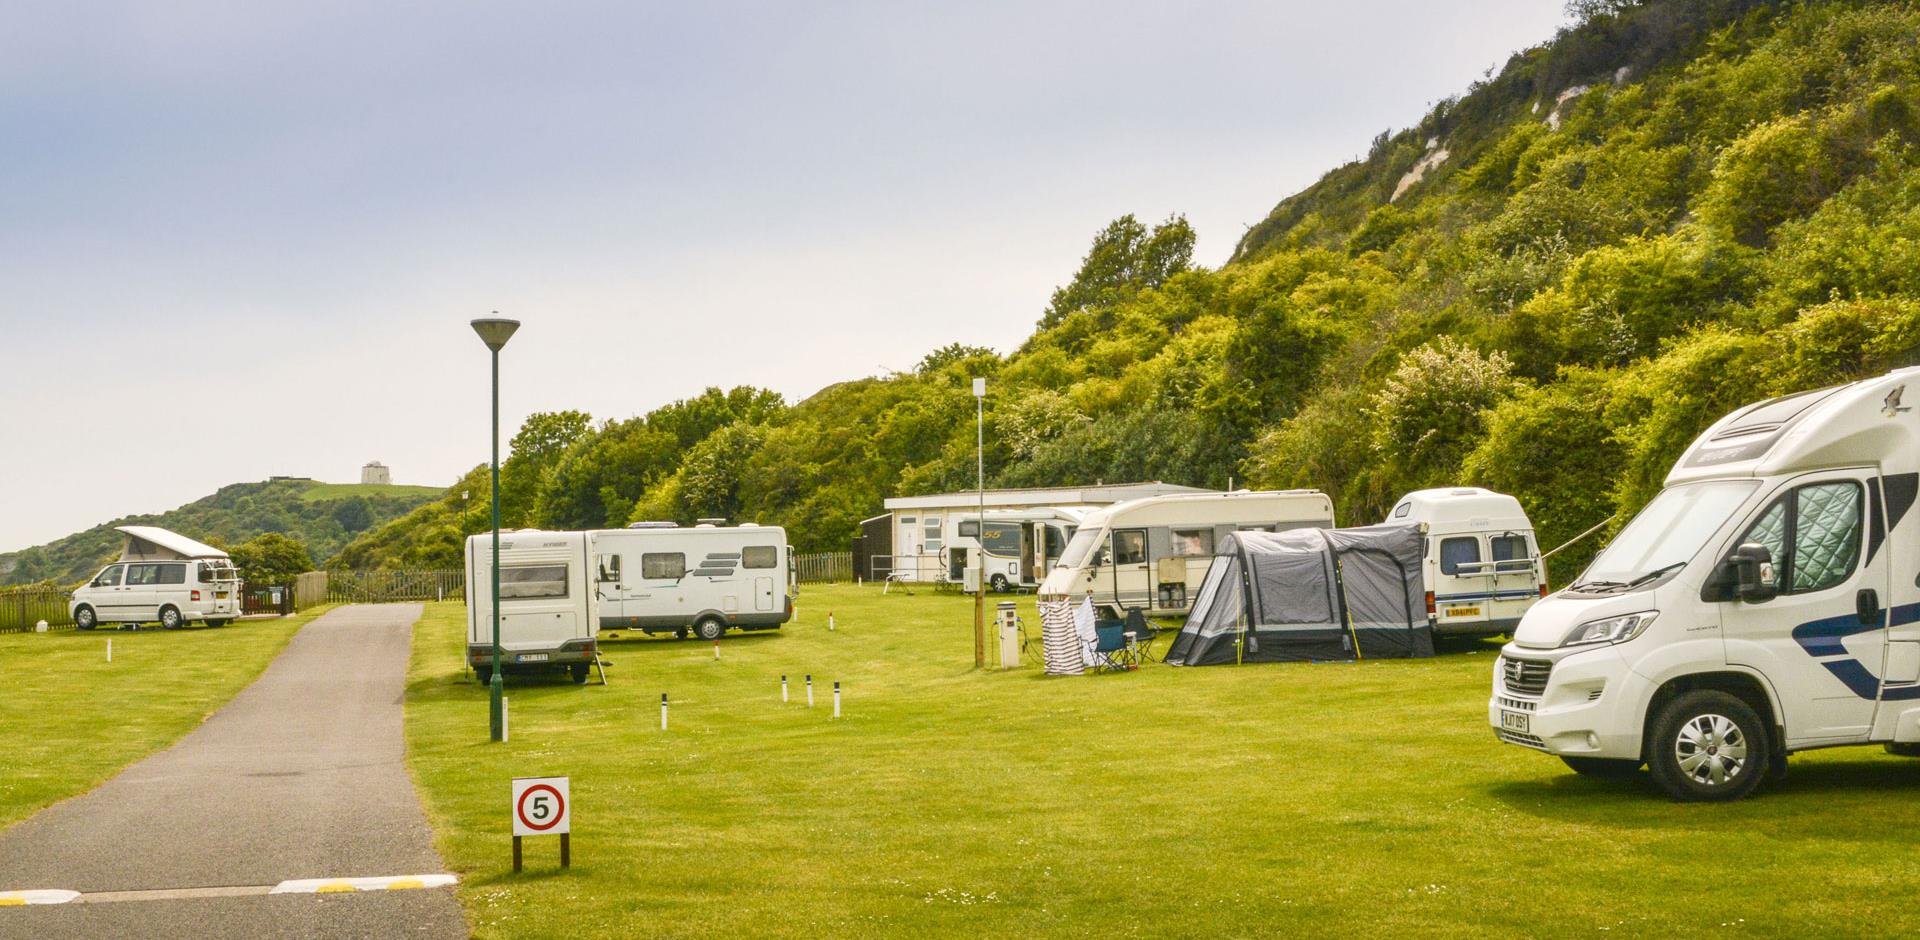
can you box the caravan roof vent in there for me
[696,517,728,526]
[628,520,678,529]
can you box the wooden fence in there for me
[316,570,465,604]
[0,587,75,634]
[794,551,854,584]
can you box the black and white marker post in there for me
[781,674,789,703]
[806,674,814,707]
[833,681,841,719]
[660,693,668,731]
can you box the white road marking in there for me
[269,874,458,894]
[0,889,80,906]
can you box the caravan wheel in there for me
[694,617,726,642]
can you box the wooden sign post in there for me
[510,775,571,872]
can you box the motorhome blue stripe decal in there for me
[1791,602,1920,700]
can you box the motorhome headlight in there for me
[1559,611,1657,648]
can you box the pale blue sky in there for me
[0,1,1570,551]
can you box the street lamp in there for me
[973,376,986,669]
[472,314,520,743]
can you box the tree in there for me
[1039,214,1196,330]
[1370,337,1520,486]
[501,410,593,526]
[674,423,770,522]
[231,533,314,585]
[331,496,373,534]
[646,387,785,450]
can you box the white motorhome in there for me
[465,529,598,683]
[70,526,241,630]
[1039,490,1336,617]
[590,523,793,641]
[1492,367,1920,801]
[952,508,1084,592]
[1386,488,1547,637]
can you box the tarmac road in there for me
[0,604,467,939]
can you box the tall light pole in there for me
[973,376,986,669]
[471,315,520,743]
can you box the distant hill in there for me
[0,478,444,586]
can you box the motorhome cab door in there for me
[1109,528,1152,609]
[1723,471,1888,743]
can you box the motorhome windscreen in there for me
[499,564,569,599]
[1058,526,1103,569]
[1582,481,1758,585]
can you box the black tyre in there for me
[674,628,689,640]
[158,606,183,630]
[1884,742,1920,758]
[989,574,1011,593]
[1560,756,1643,778]
[570,663,590,684]
[475,666,493,685]
[205,619,230,628]
[1647,690,1770,802]
[694,617,726,642]
[74,605,96,630]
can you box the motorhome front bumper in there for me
[1488,643,1646,760]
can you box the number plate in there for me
[1446,605,1482,618]
[518,653,549,663]
[214,591,229,599]
[1500,709,1530,733]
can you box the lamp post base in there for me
[489,671,505,742]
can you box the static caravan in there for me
[1039,490,1337,618]
[69,525,241,630]
[465,529,598,683]
[589,523,793,641]
[881,481,1210,583]
[1386,488,1547,637]
[1491,367,1920,800]
[952,507,1085,592]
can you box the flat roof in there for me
[883,481,1211,511]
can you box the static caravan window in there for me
[597,554,622,583]
[158,564,186,585]
[957,520,980,538]
[500,564,569,599]
[743,546,778,569]
[1490,536,1528,562]
[1439,538,1481,575]
[1113,530,1147,566]
[923,516,943,551]
[642,553,687,579]
[1171,528,1214,557]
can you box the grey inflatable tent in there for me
[1163,524,1433,665]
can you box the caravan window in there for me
[500,564,569,599]
[1439,538,1481,575]
[743,546,778,569]
[1046,526,1069,558]
[1490,536,1528,562]
[923,516,943,552]
[1735,481,1862,595]
[1171,528,1214,557]
[956,520,979,538]
[642,553,687,579]
[597,554,622,583]
[1112,530,1147,566]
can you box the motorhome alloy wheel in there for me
[695,617,726,641]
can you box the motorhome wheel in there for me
[570,663,590,684]
[1560,756,1643,778]
[990,574,1010,593]
[158,606,182,630]
[74,605,96,630]
[1647,690,1769,802]
[694,617,726,642]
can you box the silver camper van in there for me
[70,526,241,629]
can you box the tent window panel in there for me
[1171,528,1214,558]
[1490,536,1528,562]
[1439,537,1481,575]
[1112,530,1147,566]
[1251,552,1335,624]
[642,553,686,580]
[500,564,569,599]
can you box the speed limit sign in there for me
[511,776,570,836]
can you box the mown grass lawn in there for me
[0,607,334,831]
[406,586,1920,937]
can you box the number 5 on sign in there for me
[510,775,572,871]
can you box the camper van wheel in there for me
[158,606,182,630]
[74,606,96,630]
[205,619,230,628]
[694,617,726,642]
[570,663,589,684]
[990,574,1010,593]
[1560,756,1643,778]
[1647,690,1770,802]
[1884,742,1920,758]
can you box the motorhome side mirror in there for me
[1731,543,1778,603]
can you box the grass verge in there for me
[407,585,1920,937]
[0,607,335,831]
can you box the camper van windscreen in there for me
[499,564,569,599]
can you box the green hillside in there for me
[0,478,444,586]
[337,0,1920,582]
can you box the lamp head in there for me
[972,377,986,398]
[470,316,521,352]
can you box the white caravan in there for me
[590,524,794,641]
[70,526,241,630]
[953,508,1084,592]
[465,530,598,683]
[1491,367,1920,800]
[1039,490,1336,617]
[1386,488,1547,637]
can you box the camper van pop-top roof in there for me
[115,526,230,562]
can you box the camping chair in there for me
[1090,621,1134,671]
[1121,608,1159,664]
